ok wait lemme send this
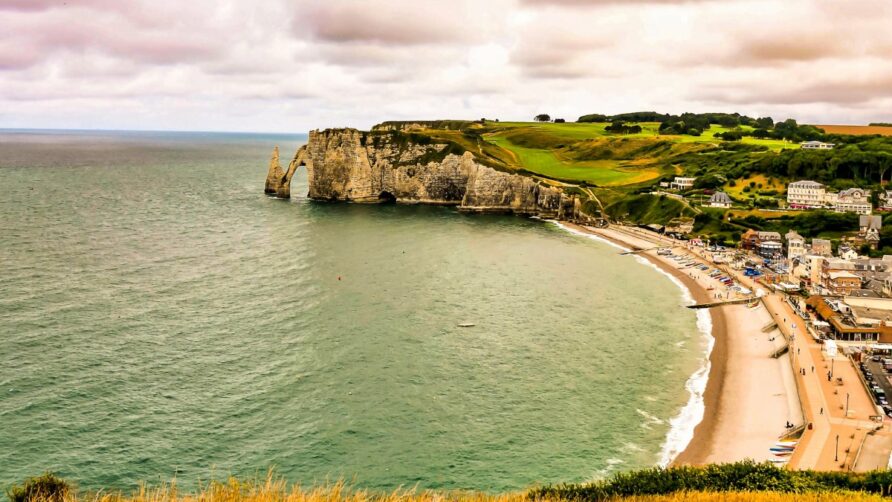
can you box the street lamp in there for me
[831,358,835,378]
[846,392,850,417]
[835,434,839,462]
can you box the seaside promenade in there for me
[575,223,892,471]
[681,235,892,471]
[762,294,889,470]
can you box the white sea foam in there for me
[549,221,715,467]
[636,408,665,424]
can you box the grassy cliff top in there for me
[368,120,791,189]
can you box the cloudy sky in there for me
[1,0,891,132]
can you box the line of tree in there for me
[578,111,770,127]
[604,121,642,134]
[870,122,892,127]
[578,111,779,137]
[752,138,892,184]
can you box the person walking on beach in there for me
[820,407,823,415]
[811,365,814,373]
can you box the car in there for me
[873,355,882,362]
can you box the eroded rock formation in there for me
[265,128,584,219]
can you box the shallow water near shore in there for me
[1,130,708,492]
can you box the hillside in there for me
[378,120,789,189]
[374,117,892,240]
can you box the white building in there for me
[839,246,859,261]
[801,141,835,150]
[785,230,806,260]
[787,180,826,209]
[670,177,696,191]
[880,190,892,210]
[836,188,872,215]
[709,191,732,208]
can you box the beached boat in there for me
[457,323,475,328]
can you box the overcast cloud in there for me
[0,0,890,132]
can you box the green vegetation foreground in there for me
[9,463,892,502]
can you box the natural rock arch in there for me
[264,145,311,199]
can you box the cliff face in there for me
[265,128,583,219]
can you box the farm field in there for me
[814,124,892,136]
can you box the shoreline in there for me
[553,222,726,465]
[555,221,799,467]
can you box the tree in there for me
[755,116,774,129]
[878,152,892,186]
[534,114,551,122]
[554,118,566,123]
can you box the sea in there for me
[0,129,711,493]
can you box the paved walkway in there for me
[612,226,892,470]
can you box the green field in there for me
[485,134,657,185]
[491,121,792,151]
[468,121,793,186]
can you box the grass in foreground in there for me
[6,476,886,502]
[9,463,892,502]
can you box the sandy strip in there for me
[558,222,801,466]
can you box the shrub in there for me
[7,473,71,502]
[528,461,892,501]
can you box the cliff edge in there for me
[265,128,586,219]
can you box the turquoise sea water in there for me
[0,130,708,492]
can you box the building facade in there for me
[787,180,826,208]
[801,141,835,150]
[826,271,862,295]
[812,238,833,257]
[786,230,806,260]
[670,177,696,191]
[709,191,732,208]
[836,188,872,214]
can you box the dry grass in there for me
[66,478,527,502]
[44,476,884,502]
[814,125,892,136]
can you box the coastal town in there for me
[575,171,892,473]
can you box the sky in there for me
[1,0,891,133]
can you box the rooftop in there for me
[710,191,731,204]
[829,270,859,280]
[789,180,824,188]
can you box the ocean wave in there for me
[549,221,715,468]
